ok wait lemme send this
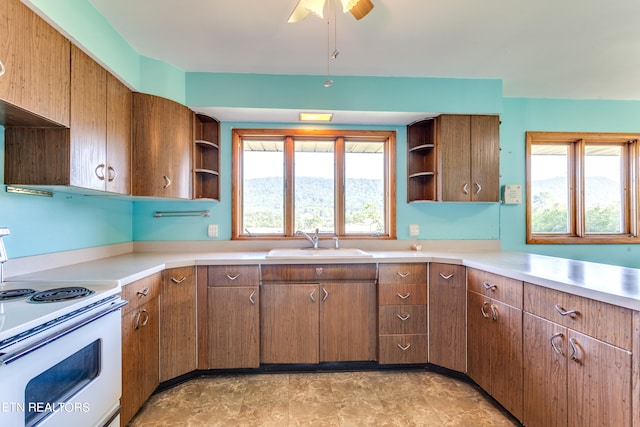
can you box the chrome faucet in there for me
[296,228,319,249]
[0,227,10,284]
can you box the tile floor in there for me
[128,370,521,426]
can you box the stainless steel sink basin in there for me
[266,248,373,259]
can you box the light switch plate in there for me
[409,224,420,237]
[207,224,218,238]
[503,185,522,204]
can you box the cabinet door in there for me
[490,299,523,421]
[159,267,196,381]
[70,46,107,191]
[106,73,131,194]
[567,330,632,427]
[438,114,471,201]
[121,299,159,426]
[523,313,568,427]
[470,115,500,202]
[428,264,466,372]
[260,284,319,364]
[466,290,491,391]
[208,286,260,368]
[320,281,376,362]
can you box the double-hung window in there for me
[232,129,396,239]
[526,131,640,244]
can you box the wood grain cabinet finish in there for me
[4,46,131,194]
[197,265,260,369]
[428,263,466,372]
[193,113,220,200]
[132,92,193,199]
[121,273,161,427]
[378,263,428,364]
[0,0,70,127]
[467,269,523,421]
[523,287,633,427]
[159,266,196,381]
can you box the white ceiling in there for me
[89,0,640,124]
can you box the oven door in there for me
[0,305,123,427]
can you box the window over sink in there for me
[232,129,396,240]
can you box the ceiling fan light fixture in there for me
[347,0,374,20]
[287,0,326,22]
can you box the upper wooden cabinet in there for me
[193,113,220,200]
[407,114,500,202]
[0,0,70,127]
[4,46,131,194]
[132,93,193,199]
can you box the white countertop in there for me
[10,249,640,311]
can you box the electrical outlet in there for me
[207,224,218,238]
[409,224,420,237]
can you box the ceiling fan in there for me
[288,0,374,23]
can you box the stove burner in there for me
[0,288,36,301]
[29,287,95,303]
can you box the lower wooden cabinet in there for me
[159,266,196,381]
[121,273,161,427]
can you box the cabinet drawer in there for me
[261,264,376,282]
[524,283,632,350]
[378,263,427,285]
[379,284,427,305]
[162,266,195,288]
[378,334,428,364]
[122,273,161,314]
[379,305,427,335]
[208,265,259,287]
[468,268,523,309]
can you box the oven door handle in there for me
[0,299,127,366]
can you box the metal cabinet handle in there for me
[483,281,497,291]
[322,288,329,301]
[136,287,149,297]
[226,274,240,281]
[249,290,256,305]
[481,301,490,318]
[569,337,581,363]
[95,163,106,180]
[439,272,454,280]
[550,332,564,355]
[490,304,498,321]
[0,60,5,77]
[397,292,411,300]
[107,166,117,182]
[310,288,316,302]
[554,304,579,318]
[475,182,482,194]
[397,272,411,279]
[171,276,186,284]
[463,182,469,194]
[397,343,411,351]
[396,314,411,321]
[163,175,172,189]
[134,309,149,330]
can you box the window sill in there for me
[527,235,640,244]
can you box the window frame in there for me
[232,128,397,240]
[526,131,640,244]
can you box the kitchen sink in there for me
[266,248,373,259]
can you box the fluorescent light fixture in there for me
[299,112,334,122]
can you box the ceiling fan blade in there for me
[348,0,374,20]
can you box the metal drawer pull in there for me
[439,273,454,280]
[554,304,579,318]
[310,288,316,302]
[463,182,469,194]
[249,290,256,305]
[107,166,117,182]
[0,60,5,77]
[171,276,186,284]
[226,274,240,281]
[569,337,581,363]
[134,309,149,330]
[397,343,411,351]
[550,332,564,355]
[322,288,329,301]
[163,175,172,189]
[136,287,149,297]
[475,182,482,194]
[396,314,411,321]
[481,301,490,318]
[95,163,106,180]
[483,281,497,291]
[490,304,498,321]
[397,293,411,300]
[397,272,411,279]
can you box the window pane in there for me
[242,139,284,234]
[294,139,335,233]
[584,145,623,233]
[530,144,570,233]
[345,140,384,234]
